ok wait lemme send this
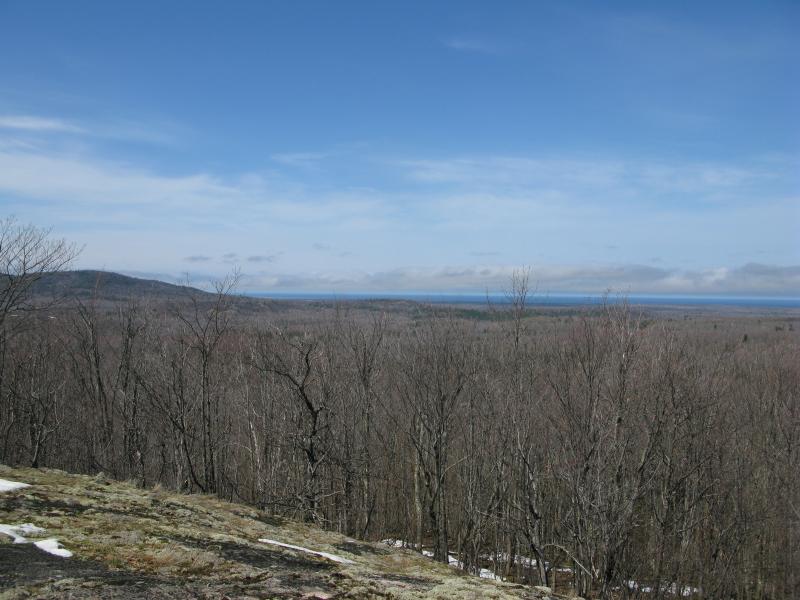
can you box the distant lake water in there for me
[243,292,800,309]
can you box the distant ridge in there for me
[31,270,210,301]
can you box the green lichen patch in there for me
[1,465,563,599]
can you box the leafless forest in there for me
[2,221,799,599]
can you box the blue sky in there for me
[0,1,798,295]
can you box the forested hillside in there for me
[1,224,798,599]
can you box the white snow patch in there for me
[402,542,503,581]
[673,584,700,597]
[0,523,45,543]
[624,580,700,597]
[34,538,73,558]
[421,549,463,568]
[258,538,354,564]
[0,524,30,544]
[18,523,46,535]
[0,478,29,493]
[495,552,538,568]
[626,580,654,593]
[0,523,71,558]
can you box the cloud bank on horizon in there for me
[0,1,797,296]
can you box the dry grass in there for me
[0,464,562,599]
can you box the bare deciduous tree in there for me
[0,217,79,331]
[2,253,797,599]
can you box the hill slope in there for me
[0,466,560,599]
[30,270,210,301]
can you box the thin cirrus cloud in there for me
[0,115,85,133]
[236,263,800,296]
[0,148,238,208]
[0,115,797,295]
[271,152,329,168]
[395,156,782,197]
[0,114,175,144]
[442,36,510,55]
[247,255,279,263]
[182,253,279,265]
[120,263,800,296]
[0,141,388,231]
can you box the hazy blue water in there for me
[244,292,800,308]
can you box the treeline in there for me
[1,223,798,599]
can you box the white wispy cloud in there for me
[115,262,800,296]
[0,144,392,234]
[271,152,329,168]
[247,254,279,263]
[0,149,239,208]
[442,37,509,55]
[1,120,797,295]
[0,114,178,144]
[396,155,780,196]
[0,115,85,133]
[233,263,800,295]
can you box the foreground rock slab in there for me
[0,465,563,599]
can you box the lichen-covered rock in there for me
[1,465,563,599]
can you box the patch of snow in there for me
[383,539,509,580]
[421,548,462,566]
[482,551,541,571]
[0,523,72,558]
[0,478,29,493]
[258,538,354,564]
[18,523,46,535]
[675,584,700,597]
[624,580,700,597]
[0,523,30,543]
[0,523,45,543]
[34,538,73,558]
[479,567,502,580]
[626,581,654,593]
[385,539,700,593]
